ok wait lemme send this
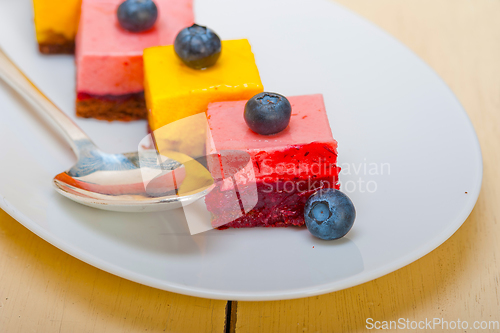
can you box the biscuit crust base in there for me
[76,92,147,121]
[37,31,75,54]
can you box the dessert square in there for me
[75,0,194,121]
[33,0,82,54]
[143,39,263,157]
[205,94,341,228]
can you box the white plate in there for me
[0,0,482,300]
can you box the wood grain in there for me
[0,209,227,333]
[235,0,500,332]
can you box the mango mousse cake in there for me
[144,38,263,157]
[33,0,82,54]
[75,0,194,121]
[205,94,341,228]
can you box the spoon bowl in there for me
[52,141,213,212]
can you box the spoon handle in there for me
[0,46,93,157]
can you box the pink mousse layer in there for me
[76,0,193,96]
[207,94,336,162]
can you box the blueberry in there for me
[174,24,222,69]
[244,92,292,135]
[117,0,158,33]
[304,189,356,240]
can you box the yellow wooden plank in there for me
[0,209,227,333]
[235,0,500,332]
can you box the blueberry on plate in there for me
[174,24,222,69]
[304,189,356,240]
[117,0,158,33]
[244,92,292,135]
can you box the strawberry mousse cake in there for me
[205,94,341,228]
[75,0,194,121]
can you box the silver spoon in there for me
[0,47,213,212]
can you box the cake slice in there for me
[143,39,263,157]
[75,0,194,121]
[205,94,340,228]
[33,0,82,54]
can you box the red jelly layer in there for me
[205,142,340,228]
[206,176,339,228]
[76,91,145,102]
[250,142,338,181]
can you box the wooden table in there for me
[1,0,499,332]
